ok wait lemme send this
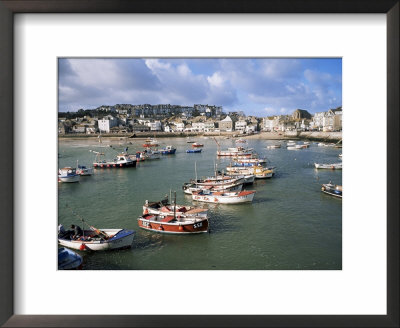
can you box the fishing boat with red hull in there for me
[138,213,209,234]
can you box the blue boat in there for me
[58,247,83,270]
[160,145,177,155]
[186,149,202,153]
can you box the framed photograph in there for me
[1,1,398,327]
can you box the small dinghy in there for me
[314,163,342,170]
[186,149,202,153]
[58,247,83,270]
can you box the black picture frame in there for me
[0,1,398,327]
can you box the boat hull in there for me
[192,191,256,204]
[137,216,208,234]
[58,175,80,183]
[93,160,137,168]
[314,163,342,170]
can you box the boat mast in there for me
[173,191,176,220]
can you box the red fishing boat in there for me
[142,138,158,148]
[192,142,204,148]
[137,213,209,234]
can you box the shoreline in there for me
[59,131,342,142]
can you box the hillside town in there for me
[58,103,342,135]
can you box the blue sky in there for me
[58,58,342,116]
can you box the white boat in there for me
[321,183,342,198]
[317,142,325,147]
[232,157,267,166]
[314,163,342,170]
[287,141,296,146]
[287,146,300,150]
[192,190,256,204]
[58,228,135,251]
[76,161,94,176]
[339,154,342,159]
[58,247,83,270]
[58,167,80,183]
[183,181,243,195]
[267,144,281,149]
[217,146,253,157]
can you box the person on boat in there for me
[70,224,83,240]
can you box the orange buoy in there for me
[120,164,123,167]
[158,225,163,230]
[178,225,183,231]
[79,244,86,251]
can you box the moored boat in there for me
[321,183,342,198]
[58,228,135,251]
[93,153,137,168]
[58,247,83,270]
[192,142,204,147]
[143,197,208,217]
[192,190,256,204]
[186,149,202,153]
[217,146,253,157]
[314,162,342,170]
[226,165,274,179]
[142,138,158,147]
[58,167,80,183]
[267,144,281,149]
[160,145,177,155]
[182,180,243,194]
[141,148,161,160]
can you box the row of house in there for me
[262,108,342,132]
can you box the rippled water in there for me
[58,137,342,270]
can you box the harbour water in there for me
[58,137,342,270]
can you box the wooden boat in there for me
[142,138,158,147]
[93,153,137,168]
[138,213,209,234]
[58,167,80,183]
[192,142,204,148]
[321,183,342,198]
[143,197,208,217]
[160,145,177,155]
[314,162,342,170]
[58,228,135,251]
[186,149,202,153]
[226,165,275,179]
[58,247,83,270]
[192,190,256,204]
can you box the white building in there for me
[98,117,118,133]
[204,121,216,132]
[174,122,185,132]
[235,120,247,132]
[192,122,205,132]
[148,121,162,131]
